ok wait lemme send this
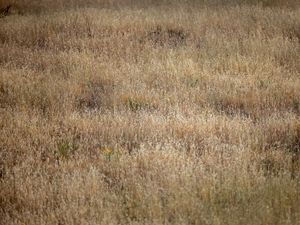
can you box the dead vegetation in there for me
[0,0,300,225]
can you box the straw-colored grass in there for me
[0,0,300,224]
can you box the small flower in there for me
[100,147,114,161]
[101,147,113,155]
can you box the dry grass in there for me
[0,0,300,224]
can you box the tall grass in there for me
[0,0,299,224]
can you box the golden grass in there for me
[0,0,300,224]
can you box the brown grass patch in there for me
[0,1,300,225]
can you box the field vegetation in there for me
[0,0,300,224]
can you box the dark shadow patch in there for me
[211,94,258,119]
[144,26,189,47]
[259,123,300,178]
[0,80,20,110]
[283,25,300,43]
[258,157,283,177]
[0,5,11,18]
[75,79,115,111]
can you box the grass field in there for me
[0,0,300,224]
